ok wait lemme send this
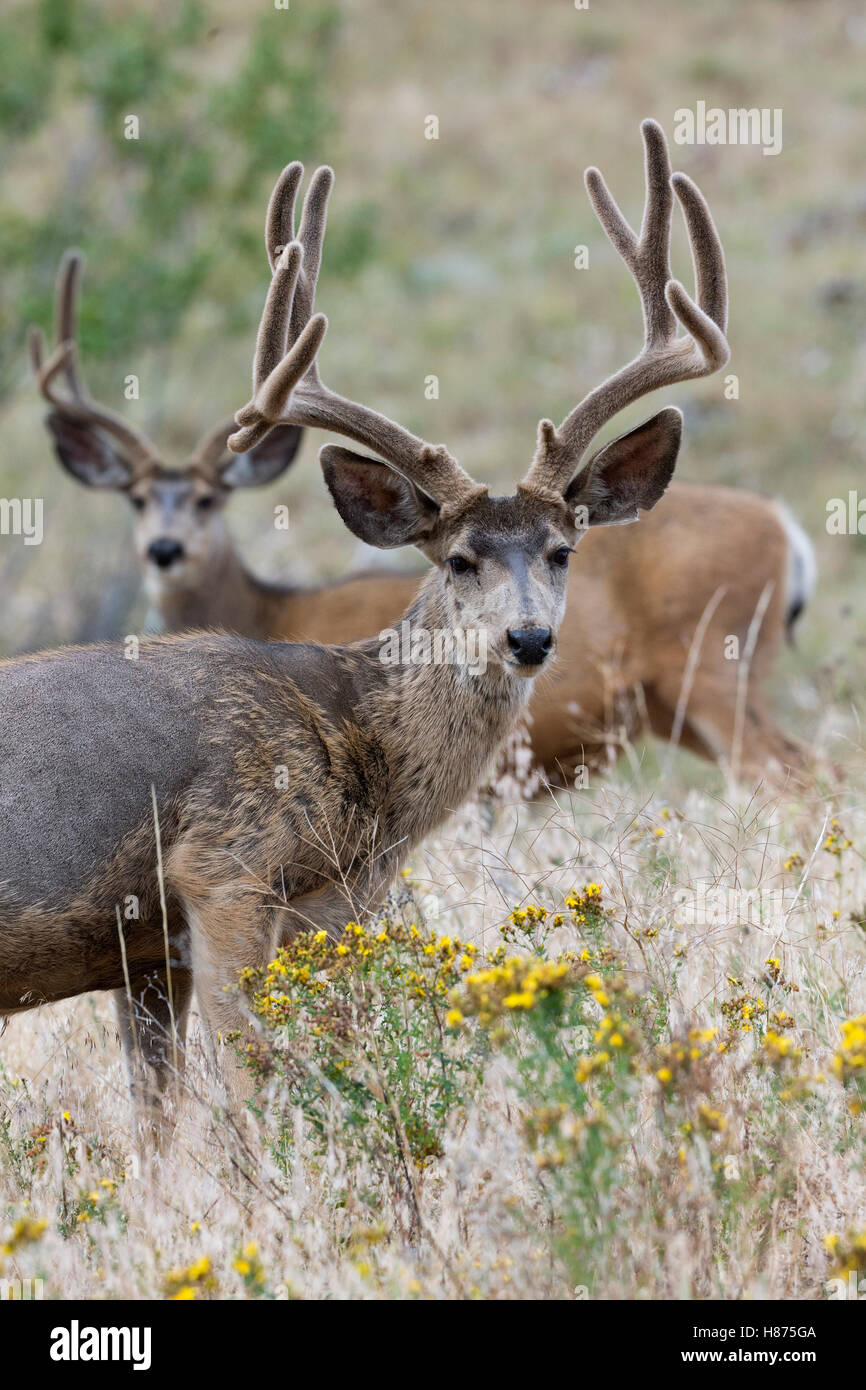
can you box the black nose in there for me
[507,627,553,666]
[147,538,185,569]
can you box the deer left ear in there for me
[45,412,136,488]
[320,445,440,549]
[564,407,682,528]
[218,423,304,488]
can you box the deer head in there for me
[230,120,728,677]
[30,254,304,587]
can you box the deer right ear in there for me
[563,407,682,528]
[45,411,135,488]
[320,445,440,549]
[218,423,304,488]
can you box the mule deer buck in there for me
[5,121,735,1138]
[32,156,811,785]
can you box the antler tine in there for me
[290,164,333,368]
[251,240,306,392]
[189,166,321,480]
[53,250,88,399]
[187,418,238,477]
[30,250,159,468]
[265,161,304,272]
[29,252,84,402]
[670,169,727,334]
[230,164,484,512]
[585,118,676,348]
[523,119,729,496]
[189,170,310,480]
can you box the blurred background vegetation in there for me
[0,0,864,757]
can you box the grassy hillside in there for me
[1,0,863,685]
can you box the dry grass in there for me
[3,733,866,1300]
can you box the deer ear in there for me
[218,424,304,488]
[564,407,682,528]
[45,412,135,488]
[320,445,440,549]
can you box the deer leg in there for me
[116,970,192,1151]
[534,694,645,786]
[653,673,805,784]
[723,705,806,787]
[274,882,361,944]
[641,685,721,763]
[184,881,367,1113]
[181,894,279,1114]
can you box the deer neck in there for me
[360,572,532,850]
[145,530,303,640]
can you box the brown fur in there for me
[9,123,798,1146]
[0,460,678,1139]
[0,572,538,1127]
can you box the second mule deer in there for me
[3,121,732,1136]
[33,144,811,783]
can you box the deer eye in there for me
[196,495,215,511]
[447,555,475,576]
[131,496,146,512]
[549,547,571,568]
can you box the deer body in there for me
[0,574,527,1017]
[0,535,543,1140]
[146,538,420,644]
[137,479,805,777]
[11,122,738,1139]
[531,481,805,774]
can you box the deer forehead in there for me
[131,470,212,504]
[449,493,572,559]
